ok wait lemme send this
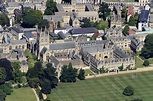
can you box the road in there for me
[32,88,40,101]
[86,67,153,79]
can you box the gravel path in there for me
[86,67,153,79]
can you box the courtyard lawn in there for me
[6,87,36,101]
[135,56,143,68]
[48,71,153,101]
[85,69,95,76]
[148,58,153,64]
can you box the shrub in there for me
[123,86,134,96]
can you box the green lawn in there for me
[6,87,36,101]
[48,71,153,101]
[85,69,94,76]
[148,58,153,64]
[135,56,143,68]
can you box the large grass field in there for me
[6,87,36,101]
[48,71,153,101]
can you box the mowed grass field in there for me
[48,71,153,101]
[6,87,36,101]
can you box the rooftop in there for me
[139,10,150,22]
[69,27,98,35]
[49,41,75,50]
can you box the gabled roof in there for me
[40,47,47,55]
[23,31,35,39]
[69,27,98,35]
[10,39,26,45]
[139,10,150,22]
[49,41,75,50]
[11,26,23,33]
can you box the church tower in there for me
[38,28,50,55]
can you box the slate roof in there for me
[113,47,128,58]
[139,10,150,22]
[69,27,98,35]
[10,39,26,45]
[7,2,19,7]
[14,9,22,15]
[82,45,112,53]
[20,60,27,66]
[24,31,35,38]
[11,26,23,33]
[49,55,60,67]
[40,47,47,55]
[57,31,68,39]
[50,32,58,37]
[49,41,75,50]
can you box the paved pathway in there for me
[32,88,40,101]
[86,67,153,79]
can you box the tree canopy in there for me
[128,16,136,26]
[98,2,111,20]
[0,13,10,27]
[44,0,57,15]
[27,62,58,94]
[141,34,153,59]
[0,59,13,81]
[123,25,129,35]
[38,19,49,31]
[60,63,78,82]
[22,7,43,28]
[81,18,108,30]
[143,60,149,67]
[11,62,23,83]
[121,7,127,18]
[122,86,134,96]
[0,68,6,84]
[78,69,85,80]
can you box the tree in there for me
[143,60,149,67]
[22,14,37,28]
[0,13,10,27]
[128,16,136,26]
[11,62,22,83]
[27,61,43,78]
[123,25,129,35]
[44,0,57,15]
[0,89,6,101]
[118,64,123,71]
[78,69,85,80]
[38,19,49,31]
[141,34,153,58]
[123,86,134,96]
[0,67,6,84]
[0,59,13,81]
[27,77,39,88]
[96,20,109,30]
[0,84,13,95]
[80,18,92,28]
[134,12,139,22]
[40,78,52,94]
[39,63,58,94]
[60,63,78,82]
[121,7,127,18]
[22,8,43,28]
[33,10,43,24]
[98,2,111,20]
